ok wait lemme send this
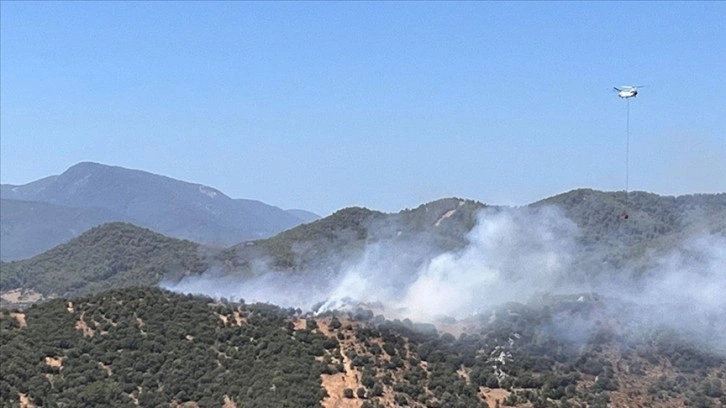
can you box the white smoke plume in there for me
[614,234,726,351]
[163,205,726,350]
[394,207,579,320]
[164,206,581,319]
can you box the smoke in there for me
[395,206,580,320]
[163,205,726,350]
[164,206,582,318]
[616,234,726,351]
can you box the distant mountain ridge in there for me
[1,190,724,306]
[0,198,125,261]
[2,191,725,408]
[0,162,320,260]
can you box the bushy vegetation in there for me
[225,199,485,276]
[334,297,726,408]
[0,287,328,407]
[2,192,725,407]
[0,223,208,298]
[536,190,726,256]
[2,287,725,407]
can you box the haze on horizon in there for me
[2,2,724,215]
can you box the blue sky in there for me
[2,2,724,215]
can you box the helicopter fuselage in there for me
[617,89,638,98]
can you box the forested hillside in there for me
[0,287,327,407]
[2,287,724,407]
[0,223,208,305]
[536,189,726,246]
[534,189,726,280]
[3,191,724,310]
[225,198,484,274]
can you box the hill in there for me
[225,198,485,274]
[534,189,726,245]
[1,287,724,407]
[533,189,726,278]
[0,223,208,305]
[4,190,724,311]
[0,162,316,260]
[215,190,725,283]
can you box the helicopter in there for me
[613,85,643,99]
[613,84,644,220]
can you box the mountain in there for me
[0,223,208,303]
[0,162,316,260]
[534,189,726,244]
[221,190,726,281]
[533,189,726,278]
[2,191,725,407]
[0,199,125,261]
[0,198,483,305]
[1,287,724,407]
[4,190,724,307]
[225,198,484,274]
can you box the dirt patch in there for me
[18,392,35,408]
[217,313,229,325]
[233,311,246,326]
[435,209,457,227]
[480,387,511,406]
[317,318,334,337]
[10,312,27,328]
[293,318,307,331]
[1,289,43,304]
[320,373,362,408]
[222,395,237,408]
[99,362,113,376]
[457,366,471,383]
[45,356,63,368]
[218,310,247,327]
[75,313,95,337]
[321,324,363,408]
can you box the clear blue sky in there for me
[2,2,724,215]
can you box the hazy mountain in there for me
[4,190,723,305]
[0,199,127,261]
[0,162,315,260]
[222,190,726,279]
[226,198,484,275]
